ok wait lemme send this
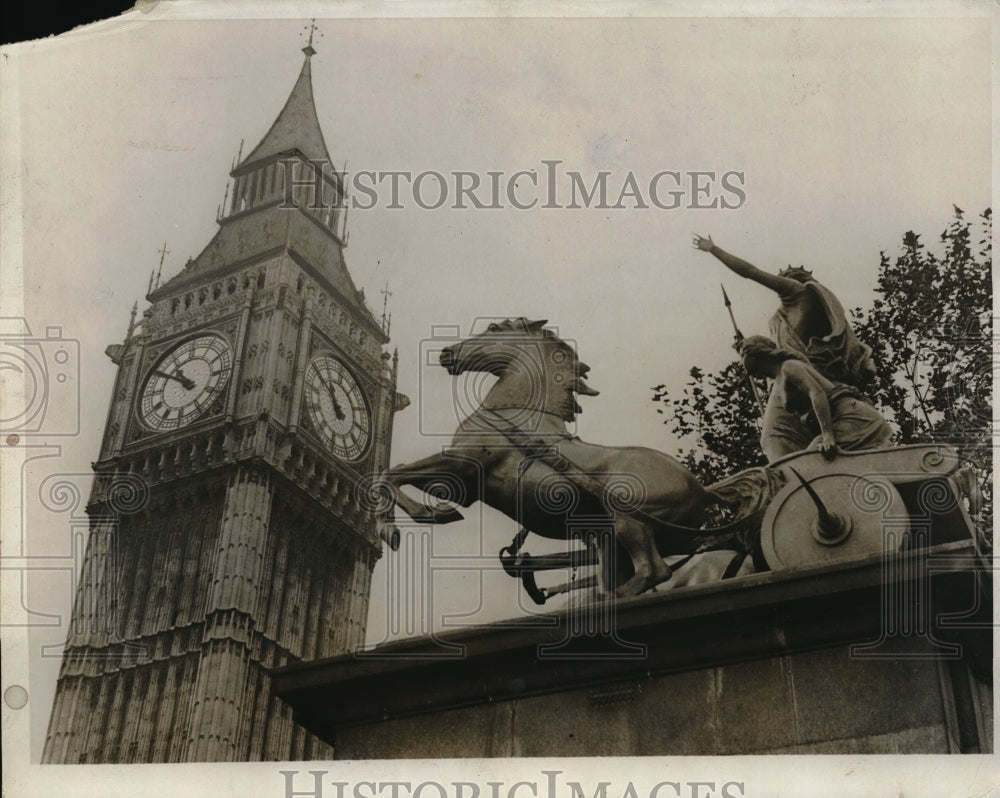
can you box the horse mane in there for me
[493,317,599,421]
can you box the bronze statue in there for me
[374,318,753,597]
[694,234,877,461]
[737,335,892,459]
[373,319,980,603]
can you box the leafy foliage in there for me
[653,208,992,535]
[652,363,767,486]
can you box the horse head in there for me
[439,317,598,422]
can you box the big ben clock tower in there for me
[42,36,405,763]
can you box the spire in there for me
[153,24,384,341]
[238,28,332,168]
[303,18,318,57]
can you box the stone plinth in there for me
[271,541,991,757]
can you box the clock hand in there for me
[174,368,196,391]
[152,368,196,390]
[325,382,347,421]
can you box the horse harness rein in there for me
[475,408,748,585]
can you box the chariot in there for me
[499,443,984,604]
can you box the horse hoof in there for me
[652,565,673,587]
[433,504,464,523]
[379,526,401,551]
[615,579,652,598]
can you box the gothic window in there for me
[184,294,193,310]
[198,289,207,306]
[257,271,265,288]
[170,299,179,315]
[227,279,237,295]
[213,284,222,300]
[296,276,304,293]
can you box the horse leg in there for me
[611,516,672,597]
[388,487,464,525]
[380,451,474,525]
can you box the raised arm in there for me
[693,234,803,297]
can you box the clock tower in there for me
[42,40,404,762]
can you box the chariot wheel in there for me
[760,469,909,569]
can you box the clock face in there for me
[304,355,371,460]
[138,334,233,431]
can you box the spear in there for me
[722,283,766,419]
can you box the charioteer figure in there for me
[694,234,879,461]
[736,335,892,460]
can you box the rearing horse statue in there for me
[375,318,741,597]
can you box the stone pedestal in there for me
[272,541,991,757]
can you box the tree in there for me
[652,363,767,486]
[853,207,992,534]
[653,208,992,534]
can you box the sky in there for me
[1,7,993,773]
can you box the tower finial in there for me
[127,300,139,338]
[303,19,319,57]
[155,241,169,290]
[380,279,393,335]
